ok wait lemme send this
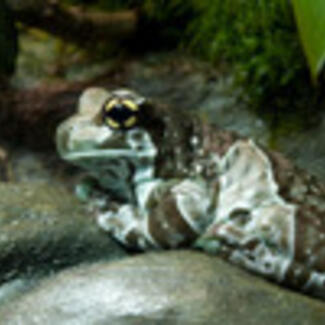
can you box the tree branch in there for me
[8,1,138,45]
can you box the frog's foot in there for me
[75,176,116,214]
[97,205,158,250]
[75,176,104,202]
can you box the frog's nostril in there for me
[126,129,157,158]
[134,144,145,151]
[128,131,146,152]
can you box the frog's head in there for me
[57,87,204,200]
[56,87,160,196]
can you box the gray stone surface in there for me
[1,251,325,325]
[0,183,126,282]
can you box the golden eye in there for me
[105,117,121,129]
[122,99,138,112]
[102,97,140,130]
[105,99,118,112]
[124,116,137,128]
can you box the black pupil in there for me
[105,102,136,123]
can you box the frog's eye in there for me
[102,98,140,130]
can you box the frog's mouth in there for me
[59,128,158,186]
[61,128,158,190]
[58,125,157,163]
[61,148,154,162]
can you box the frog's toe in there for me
[97,211,122,232]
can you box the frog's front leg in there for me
[75,175,105,203]
[97,204,156,249]
[97,178,216,250]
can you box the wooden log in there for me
[8,0,138,45]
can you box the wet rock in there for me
[0,183,127,281]
[1,251,325,325]
[0,278,35,307]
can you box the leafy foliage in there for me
[292,0,325,79]
[186,0,316,112]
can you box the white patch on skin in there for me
[176,161,182,170]
[305,248,312,255]
[194,164,204,174]
[207,139,296,281]
[172,179,212,234]
[97,211,115,232]
[190,136,200,147]
[307,255,317,267]
[136,179,162,211]
[141,212,161,248]
[229,245,293,280]
[112,205,141,239]
[197,149,205,157]
[97,205,159,249]
[77,87,111,115]
[126,129,157,184]
[302,272,325,298]
[112,89,146,106]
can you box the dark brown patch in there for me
[294,207,325,272]
[283,261,312,289]
[201,123,240,159]
[148,189,198,248]
[125,228,145,249]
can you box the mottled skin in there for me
[57,87,325,299]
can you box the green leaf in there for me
[292,0,325,79]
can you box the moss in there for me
[185,0,320,114]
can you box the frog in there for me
[56,87,325,300]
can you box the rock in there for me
[1,251,325,325]
[0,278,35,307]
[0,183,126,281]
